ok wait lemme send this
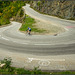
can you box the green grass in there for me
[52,71,75,74]
[20,15,46,33]
[0,67,75,75]
[0,67,50,74]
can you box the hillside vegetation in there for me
[30,0,75,20]
[0,1,25,25]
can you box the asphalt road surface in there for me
[0,4,75,70]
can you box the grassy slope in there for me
[20,15,46,33]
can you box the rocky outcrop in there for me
[12,8,26,23]
[30,0,75,20]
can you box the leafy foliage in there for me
[19,9,24,17]
[0,1,25,25]
[1,57,12,68]
[37,1,41,6]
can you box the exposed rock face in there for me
[30,0,75,20]
[13,8,26,23]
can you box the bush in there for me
[0,18,10,25]
[37,1,41,6]
[19,9,24,17]
[0,1,25,25]
[0,57,12,68]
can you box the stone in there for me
[30,1,75,20]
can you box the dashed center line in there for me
[12,41,28,45]
[0,35,29,45]
[34,44,51,46]
[2,37,9,41]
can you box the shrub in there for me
[37,1,41,6]
[0,1,25,25]
[19,9,24,17]
[0,57,12,68]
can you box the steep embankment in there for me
[30,0,75,20]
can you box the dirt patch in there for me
[21,19,66,35]
[32,19,66,35]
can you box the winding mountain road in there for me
[0,4,75,70]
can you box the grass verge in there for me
[19,15,46,33]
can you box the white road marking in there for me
[2,37,9,41]
[27,58,65,67]
[64,27,69,31]
[34,44,51,46]
[12,41,28,45]
[34,42,74,46]
[21,43,28,44]
[38,60,50,66]
[28,58,34,63]
[28,58,65,61]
